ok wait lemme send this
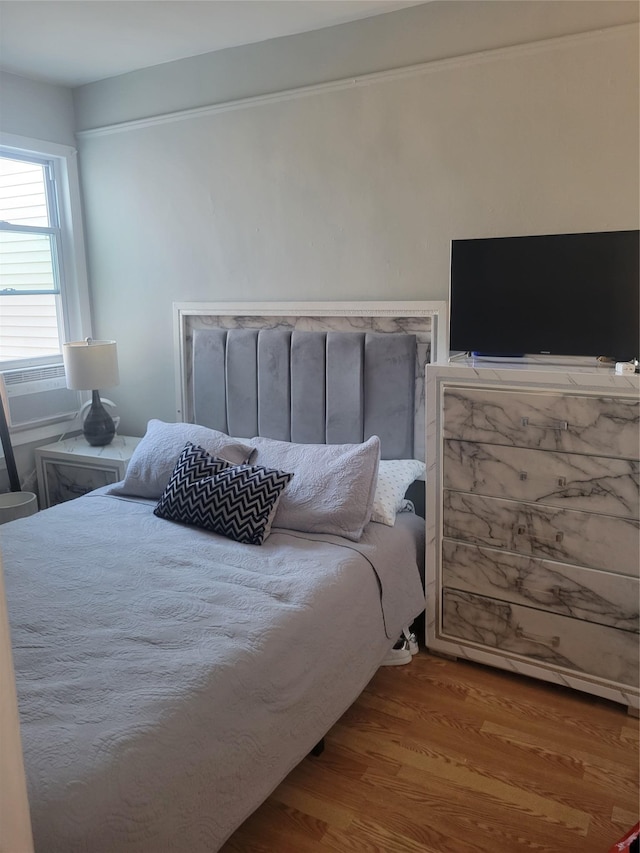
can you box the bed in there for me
[1,301,443,853]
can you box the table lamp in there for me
[63,339,120,446]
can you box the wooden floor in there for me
[222,651,639,852]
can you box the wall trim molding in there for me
[76,23,637,140]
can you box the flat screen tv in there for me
[449,230,639,362]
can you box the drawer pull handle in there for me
[515,526,564,544]
[521,417,568,431]
[515,582,563,599]
[518,472,566,487]
[515,626,560,648]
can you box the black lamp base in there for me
[83,390,116,446]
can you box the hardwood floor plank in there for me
[275,780,354,830]
[477,719,640,813]
[333,718,594,837]
[404,714,625,824]
[353,689,418,723]
[621,724,640,747]
[224,800,328,852]
[395,755,589,833]
[611,805,639,828]
[582,758,640,801]
[221,652,639,852]
[363,767,590,853]
[320,814,468,853]
[382,664,631,765]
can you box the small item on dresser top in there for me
[615,361,636,375]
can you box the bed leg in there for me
[309,738,325,757]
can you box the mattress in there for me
[2,490,424,852]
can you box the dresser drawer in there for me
[442,589,639,687]
[443,490,640,577]
[444,440,639,519]
[442,540,639,632]
[443,388,639,459]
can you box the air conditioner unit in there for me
[0,363,81,430]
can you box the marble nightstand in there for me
[35,434,142,508]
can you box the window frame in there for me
[0,132,92,371]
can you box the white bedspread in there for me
[2,491,424,852]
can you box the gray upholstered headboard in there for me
[174,301,447,462]
[192,328,416,459]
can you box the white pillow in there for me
[250,435,380,541]
[108,419,255,499]
[371,459,425,526]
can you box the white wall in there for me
[0,72,75,147]
[73,0,639,131]
[76,12,639,437]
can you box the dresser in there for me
[425,361,639,712]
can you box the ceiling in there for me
[0,0,424,88]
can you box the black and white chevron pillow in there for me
[154,442,293,546]
[157,441,231,491]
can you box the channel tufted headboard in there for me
[174,301,447,462]
[192,328,417,459]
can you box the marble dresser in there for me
[425,360,639,712]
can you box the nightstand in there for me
[35,434,142,508]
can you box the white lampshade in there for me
[63,339,119,391]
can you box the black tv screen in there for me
[449,230,639,361]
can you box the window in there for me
[0,153,61,360]
[0,136,90,370]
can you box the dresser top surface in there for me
[428,359,640,393]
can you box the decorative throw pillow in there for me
[108,419,255,499]
[249,435,380,541]
[153,441,231,498]
[371,459,426,526]
[154,443,293,546]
